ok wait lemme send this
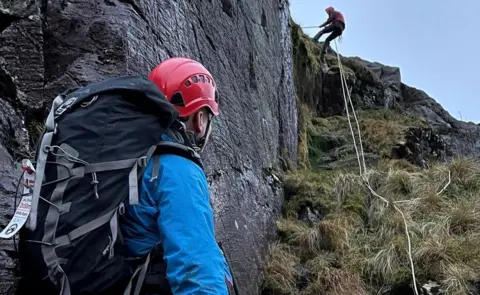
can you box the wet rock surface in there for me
[0,1,297,294]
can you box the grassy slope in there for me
[262,21,480,295]
[265,159,480,295]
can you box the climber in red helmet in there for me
[121,57,237,294]
[148,57,220,152]
[313,6,346,59]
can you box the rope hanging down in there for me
[332,39,451,295]
[333,39,419,294]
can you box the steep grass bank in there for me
[263,158,480,294]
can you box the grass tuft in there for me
[264,158,480,293]
[263,242,300,295]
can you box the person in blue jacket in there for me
[120,57,235,295]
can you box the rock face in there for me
[390,127,448,168]
[353,55,480,159]
[321,53,480,161]
[400,83,480,158]
[0,1,297,294]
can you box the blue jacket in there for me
[121,135,233,294]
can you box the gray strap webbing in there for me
[28,132,52,230]
[123,252,152,295]
[123,266,142,295]
[133,253,151,295]
[116,202,125,245]
[150,155,160,182]
[84,158,138,173]
[59,268,71,295]
[41,143,77,295]
[28,94,64,230]
[128,163,139,205]
[59,202,72,214]
[54,208,117,247]
[108,209,118,259]
[129,145,157,205]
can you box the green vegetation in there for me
[290,19,427,170]
[264,159,480,294]
[27,119,45,146]
[303,109,428,170]
[263,20,480,295]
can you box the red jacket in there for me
[328,11,345,25]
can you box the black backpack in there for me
[16,76,205,295]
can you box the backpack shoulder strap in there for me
[153,141,203,169]
[154,120,204,170]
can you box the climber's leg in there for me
[312,30,324,43]
[321,23,336,34]
[312,23,336,42]
[322,30,341,53]
[320,23,344,59]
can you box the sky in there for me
[289,0,480,123]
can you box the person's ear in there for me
[193,111,205,135]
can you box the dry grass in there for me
[281,20,479,295]
[301,268,368,295]
[264,158,480,294]
[297,102,313,169]
[359,111,428,157]
[283,170,337,219]
[299,109,428,171]
[263,242,300,295]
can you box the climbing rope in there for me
[331,39,451,295]
[333,39,419,293]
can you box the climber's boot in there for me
[312,30,324,43]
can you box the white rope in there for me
[436,169,452,195]
[333,39,420,295]
[394,170,452,204]
[334,47,364,175]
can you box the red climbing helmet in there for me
[325,6,335,14]
[148,57,219,118]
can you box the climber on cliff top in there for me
[121,57,237,295]
[313,6,345,59]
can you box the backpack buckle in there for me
[137,156,147,167]
[55,96,78,117]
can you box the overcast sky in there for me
[290,0,480,123]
